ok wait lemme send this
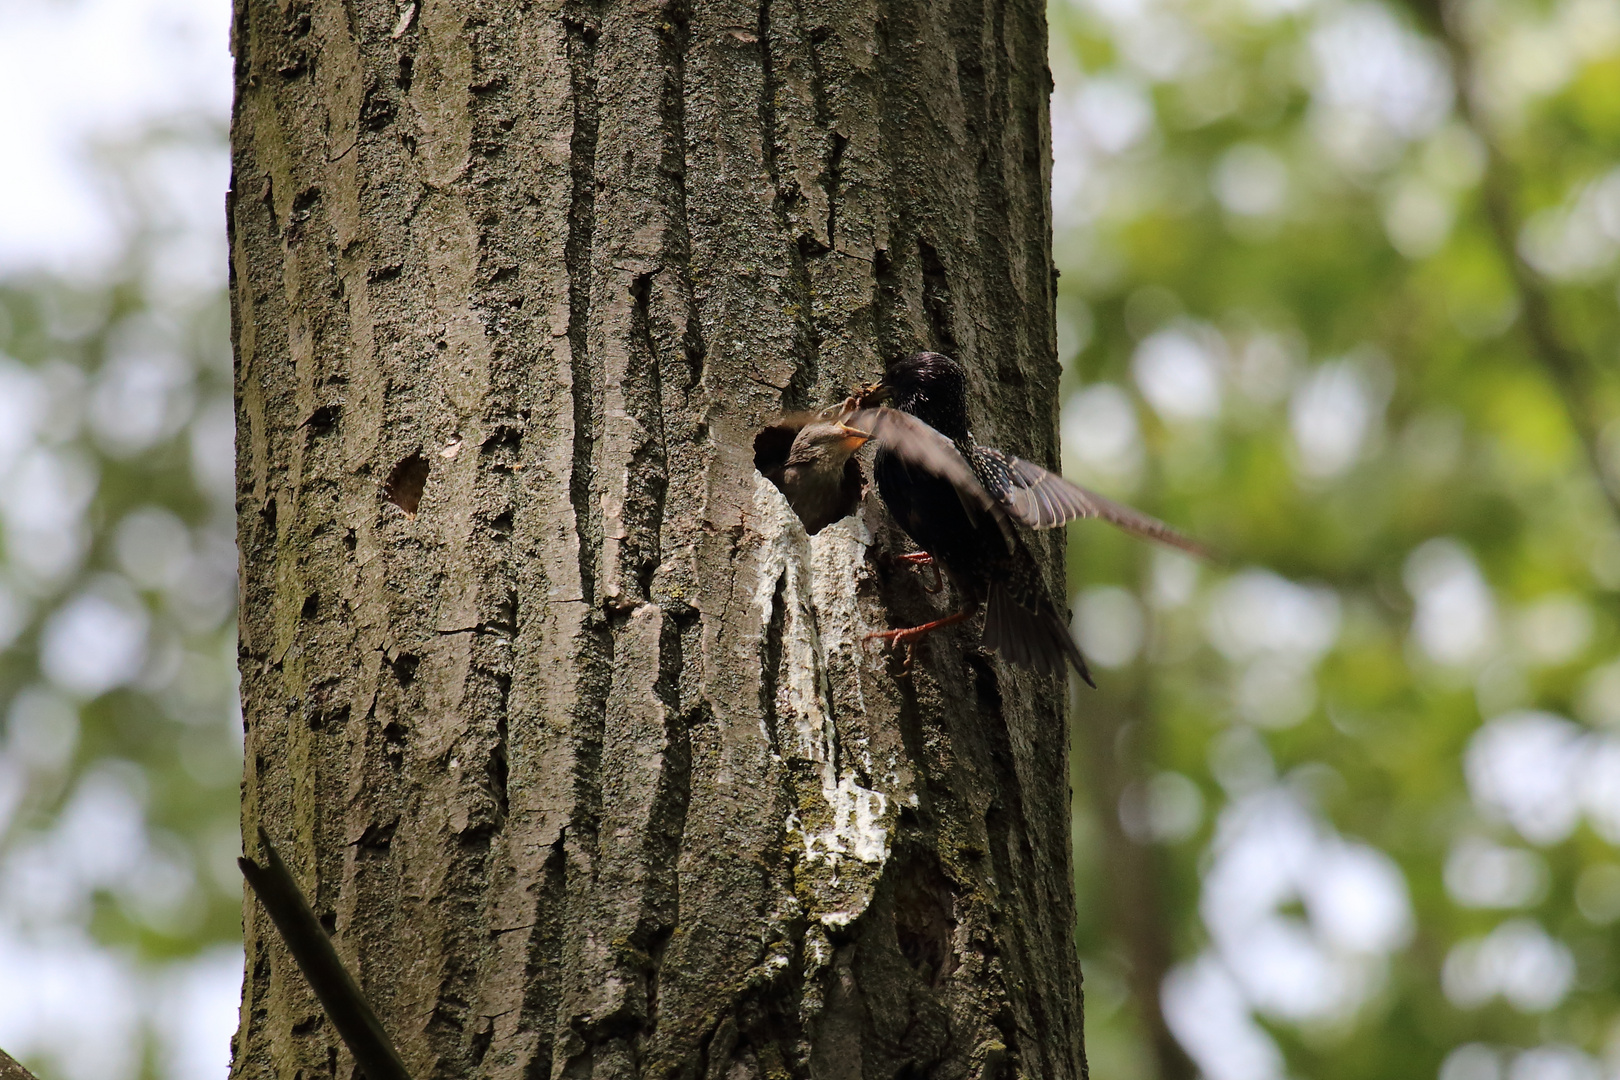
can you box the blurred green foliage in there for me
[0,275,240,946]
[0,123,242,1080]
[1054,0,1620,1076]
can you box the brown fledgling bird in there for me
[771,418,873,535]
[756,402,869,534]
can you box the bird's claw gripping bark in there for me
[897,551,943,594]
[864,610,973,675]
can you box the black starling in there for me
[871,351,1208,682]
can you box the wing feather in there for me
[973,446,1211,557]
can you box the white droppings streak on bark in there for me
[809,511,873,717]
[752,472,893,886]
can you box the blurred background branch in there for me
[1074,666,1199,1080]
[1,1047,43,1080]
[1409,0,1620,525]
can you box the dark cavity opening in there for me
[752,417,865,535]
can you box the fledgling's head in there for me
[785,420,871,471]
[884,352,970,438]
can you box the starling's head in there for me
[785,420,871,469]
[884,351,971,438]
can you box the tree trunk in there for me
[228,0,1084,1076]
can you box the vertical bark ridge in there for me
[755,0,821,408]
[231,0,1084,1076]
[565,1,605,612]
[553,1,618,1066]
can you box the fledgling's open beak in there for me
[836,422,871,452]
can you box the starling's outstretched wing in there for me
[972,446,1211,557]
[845,406,1016,548]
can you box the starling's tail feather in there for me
[983,584,1095,686]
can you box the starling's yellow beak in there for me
[836,422,872,452]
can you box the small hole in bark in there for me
[305,404,340,435]
[360,85,398,131]
[481,425,522,457]
[382,721,407,765]
[312,691,349,730]
[353,819,396,858]
[390,653,419,686]
[752,423,797,480]
[469,1018,495,1068]
[300,593,319,621]
[383,452,430,516]
[797,232,830,259]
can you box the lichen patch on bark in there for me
[753,472,896,924]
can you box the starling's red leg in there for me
[897,551,944,594]
[864,609,973,647]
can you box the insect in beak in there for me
[853,380,891,407]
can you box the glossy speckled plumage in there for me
[874,352,1093,681]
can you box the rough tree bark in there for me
[228,0,1085,1076]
